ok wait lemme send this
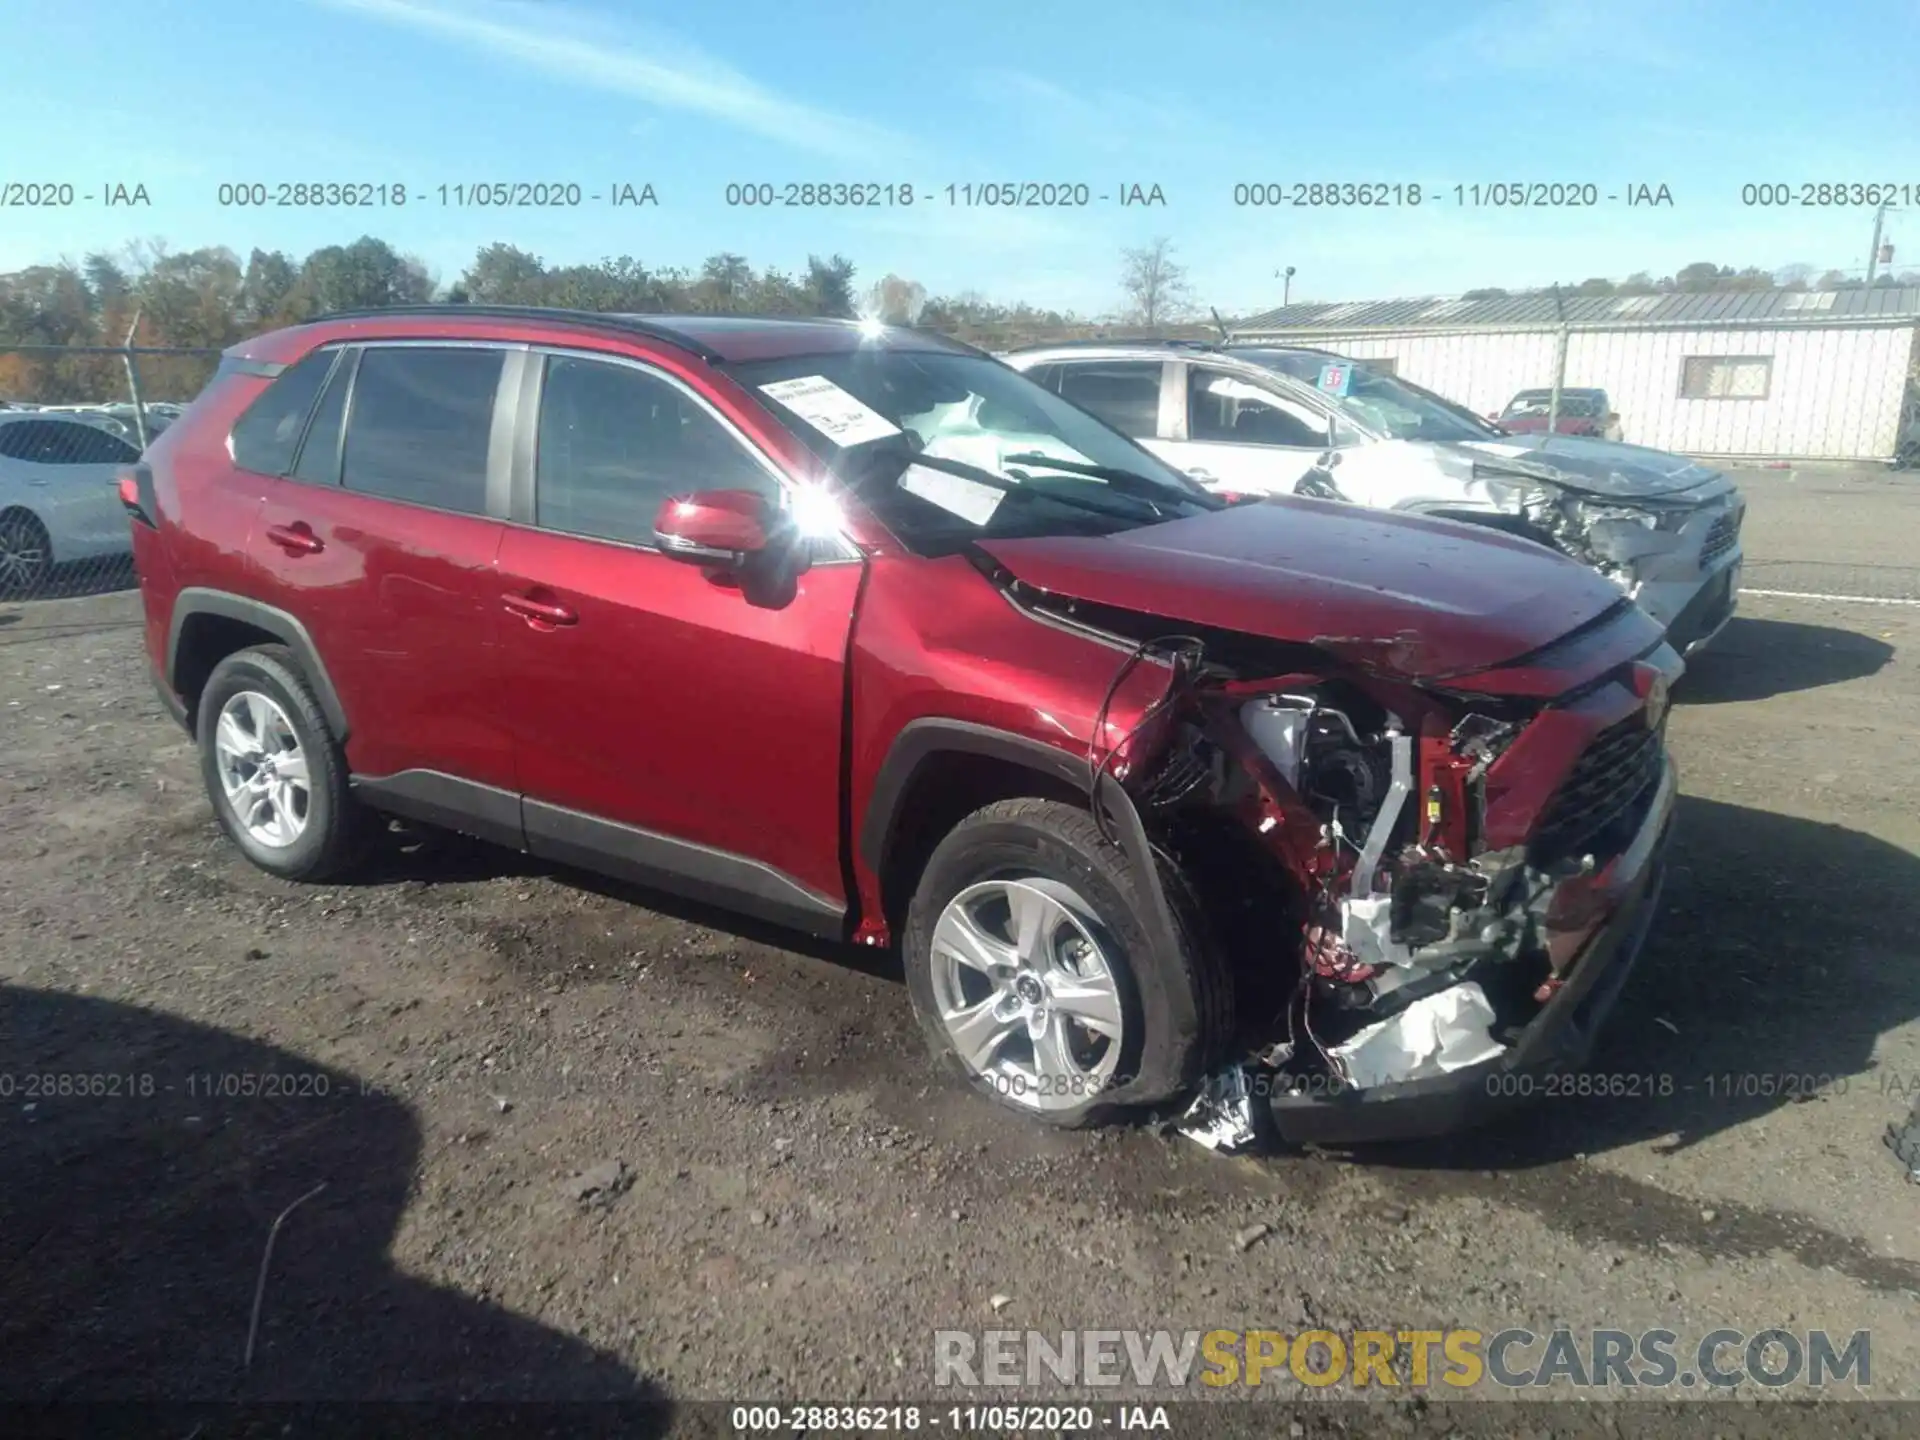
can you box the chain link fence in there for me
[0,344,221,600]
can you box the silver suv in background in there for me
[1002,340,1744,657]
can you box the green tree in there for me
[865,274,928,324]
[295,237,433,313]
[462,243,550,304]
[240,249,300,327]
[1673,261,1727,292]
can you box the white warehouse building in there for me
[1231,287,1920,462]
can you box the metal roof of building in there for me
[1234,287,1920,334]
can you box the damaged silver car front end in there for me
[1305,440,1747,660]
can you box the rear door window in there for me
[1188,367,1330,447]
[1051,361,1164,438]
[340,347,504,516]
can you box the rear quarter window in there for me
[229,348,339,476]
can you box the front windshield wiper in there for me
[1000,452,1223,511]
[870,449,1165,524]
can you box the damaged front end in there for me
[1095,617,1680,1148]
[1309,442,1746,656]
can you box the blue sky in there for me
[6,0,1918,315]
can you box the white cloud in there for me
[969,69,1221,159]
[1422,0,1687,77]
[314,0,908,162]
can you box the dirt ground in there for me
[2,466,1918,1436]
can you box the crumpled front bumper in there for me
[1592,498,1744,658]
[1637,556,1741,658]
[1266,757,1678,1145]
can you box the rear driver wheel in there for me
[197,645,363,881]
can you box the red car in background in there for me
[122,306,1679,1144]
[1497,388,1624,441]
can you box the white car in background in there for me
[1003,340,1745,657]
[0,412,142,596]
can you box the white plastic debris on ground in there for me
[1175,1065,1258,1152]
[1327,981,1506,1088]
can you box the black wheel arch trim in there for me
[165,587,350,741]
[861,718,1193,1029]
[861,720,1093,875]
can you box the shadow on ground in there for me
[1678,615,1893,703]
[349,824,901,984]
[0,984,672,1428]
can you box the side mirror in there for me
[1606,412,1621,424]
[653,489,777,567]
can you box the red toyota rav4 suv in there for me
[124,306,1680,1142]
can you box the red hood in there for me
[977,495,1631,680]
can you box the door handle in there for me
[502,591,578,627]
[264,522,324,556]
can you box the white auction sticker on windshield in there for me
[899,463,1003,526]
[758,375,901,447]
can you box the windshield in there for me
[730,347,1219,551]
[1503,390,1606,418]
[1229,349,1502,444]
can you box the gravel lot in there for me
[2,466,1917,1435]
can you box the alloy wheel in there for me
[212,690,312,848]
[928,876,1125,1111]
[0,514,50,596]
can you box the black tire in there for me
[0,509,53,598]
[196,644,364,882]
[901,797,1232,1128]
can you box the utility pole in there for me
[1865,203,1890,286]
[1281,266,1295,306]
[121,309,150,451]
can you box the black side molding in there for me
[346,772,848,940]
[350,770,524,850]
[166,587,351,740]
[524,799,845,940]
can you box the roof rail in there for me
[303,305,728,364]
[1002,336,1224,354]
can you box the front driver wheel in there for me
[902,798,1231,1127]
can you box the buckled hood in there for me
[977,493,1636,680]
